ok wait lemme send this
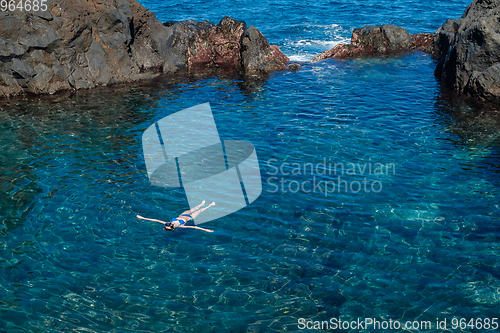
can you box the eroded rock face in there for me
[0,0,172,97]
[434,0,500,104]
[165,17,246,72]
[0,1,288,98]
[165,17,289,74]
[241,26,289,75]
[311,25,436,62]
[352,25,412,53]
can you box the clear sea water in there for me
[2,0,500,332]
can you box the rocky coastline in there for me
[0,0,498,104]
[310,25,436,62]
[0,0,289,98]
[434,0,500,104]
[310,0,499,105]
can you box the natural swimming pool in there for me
[2,0,500,331]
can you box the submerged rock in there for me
[0,1,288,98]
[434,0,500,104]
[287,63,301,71]
[311,25,436,62]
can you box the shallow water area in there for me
[2,0,500,332]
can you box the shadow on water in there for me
[434,85,500,149]
[433,84,500,248]
[185,65,271,96]
[0,71,269,234]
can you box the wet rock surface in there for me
[0,0,173,97]
[434,0,500,104]
[0,0,288,98]
[308,0,500,105]
[241,26,289,75]
[2,0,497,105]
[311,25,436,62]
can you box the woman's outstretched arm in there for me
[137,215,167,225]
[179,225,214,233]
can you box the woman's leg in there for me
[181,200,206,216]
[191,202,215,219]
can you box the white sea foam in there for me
[281,22,351,62]
[286,37,350,62]
[288,54,314,62]
[308,23,340,29]
[291,38,348,48]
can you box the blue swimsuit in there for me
[165,214,192,230]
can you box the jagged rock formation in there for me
[310,0,500,104]
[241,26,290,74]
[0,0,289,98]
[434,0,500,104]
[4,0,497,105]
[311,25,435,62]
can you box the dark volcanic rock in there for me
[434,0,500,104]
[352,25,412,53]
[241,26,289,75]
[167,16,247,71]
[287,63,301,71]
[311,24,436,62]
[411,33,437,54]
[0,0,171,97]
[0,1,288,98]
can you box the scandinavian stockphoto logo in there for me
[142,103,262,225]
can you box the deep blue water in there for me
[2,0,500,332]
[141,0,470,61]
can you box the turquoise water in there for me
[2,0,500,332]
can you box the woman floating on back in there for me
[137,200,215,233]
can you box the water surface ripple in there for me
[2,0,500,332]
